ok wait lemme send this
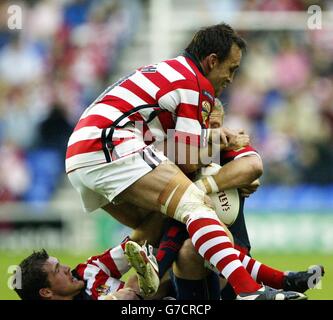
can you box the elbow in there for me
[248,156,263,179]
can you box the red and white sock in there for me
[186,216,261,295]
[236,250,285,289]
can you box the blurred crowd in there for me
[0,0,142,202]
[0,0,332,203]
[200,0,333,185]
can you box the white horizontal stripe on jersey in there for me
[130,71,160,98]
[251,261,261,281]
[110,246,131,276]
[158,61,186,82]
[222,260,243,279]
[80,103,130,126]
[197,236,231,256]
[108,85,147,107]
[175,56,196,75]
[158,89,199,112]
[176,116,202,135]
[83,264,101,296]
[97,277,123,300]
[209,248,238,267]
[68,126,111,146]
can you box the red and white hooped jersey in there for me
[73,243,130,300]
[65,55,215,173]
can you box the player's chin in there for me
[77,280,85,289]
[71,277,84,288]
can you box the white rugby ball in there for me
[207,188,240,226]
[197,163,240,226]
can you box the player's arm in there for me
[195,145,263,197]
[76,243,131,282]
[157,84,246,173]
[213,154,263,191]
[203,99,262,195]
[101,275,141,300]
[102,288,140,300]
[74,261,126,300]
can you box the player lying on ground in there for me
[65,22,307,300]
[14,239,159,300]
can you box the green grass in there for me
[1,250,331,300]
[251,251,333,300]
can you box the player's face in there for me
[206,43,242,97]
[42,257,84,299]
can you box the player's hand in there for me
[209,127,229,149]
[239,179,260,198]
[104,288,142,300]
[209,98,224,129]
[224,129,250,151]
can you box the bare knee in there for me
[180,239,203,265]
[173,239,207,280]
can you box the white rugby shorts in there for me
[68,144,167,213]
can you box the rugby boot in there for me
[283,265,324,293]
[236,285,307,300]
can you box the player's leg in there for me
[171,239,221,300]
[220,197,251,299]
[154,218,188,279]
[68,149,305,299]
[129,211,168,247]
[124,240,160,297]
[175,237,323,297]
[116,162,268,297]
[102,201,153,230]
[234,249,324,293]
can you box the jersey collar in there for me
[182,50,215,97]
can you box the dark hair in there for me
[185,23,247,62]
[14,249,50,300]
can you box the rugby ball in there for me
[196,163,240,226]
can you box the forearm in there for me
[213,155,263,190]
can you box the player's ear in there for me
[39,287,53,299]
[201,54,219,74]
[207,53,218,70]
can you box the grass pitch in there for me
[0,250,331,300]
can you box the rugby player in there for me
[166,101,324,299]
[14,239,160,300]
[131,101,323,300]
[65,23,305,300]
